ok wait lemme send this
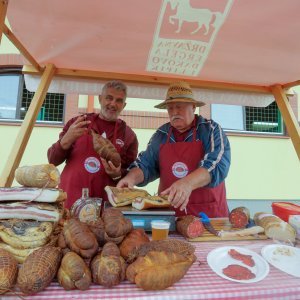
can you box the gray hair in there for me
[101,80,127,98]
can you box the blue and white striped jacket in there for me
[130,114,231,188]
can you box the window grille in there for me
[245,102,282,133]
[21,85,65,122]
[211,102,284,135]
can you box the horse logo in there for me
[168,0,223,35]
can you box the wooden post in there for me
[87,95,94,113]
[0,63,56,187]
[271,84,300,160]
[0,0,8,44]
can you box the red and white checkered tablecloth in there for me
[3,237,300,300]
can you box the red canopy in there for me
[6,0,300,86]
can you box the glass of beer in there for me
[151,220,170,241]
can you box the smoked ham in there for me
[132,196,170,210]
[127,239,196,263]
[119,229,150,260]
[17,246,62,294]
[126,251,195,290]
[105,186,150,207]
[91,130,121,167]
[0,248,18,294]
[15,164,60,188]
[58,251,92,290]
[0,187,66,202]
[91,242,126,287]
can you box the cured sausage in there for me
[229,207,250,228]
[223,264,255,280]
[176,215,204,238]
[228,249,255,267]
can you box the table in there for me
[3,237,300,300]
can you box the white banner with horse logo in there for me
[147,0,234,76]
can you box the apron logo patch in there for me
[84,157,101,173]
[116,139,125,147]
[172,162,188,178]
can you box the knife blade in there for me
[199,212,220,236]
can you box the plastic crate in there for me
[272,202,300,222]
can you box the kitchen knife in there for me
[199,212,220,236]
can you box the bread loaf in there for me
[254,212,296,243]
[58,251,92,290]
[0,242,39,263]
[0,220,53,249]
[15,164,60,188]
[0,248,18,294]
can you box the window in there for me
[211,102,284,135]
[0,68,65,123]
[0,74,23,119]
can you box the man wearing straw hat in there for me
[117,82,231,217]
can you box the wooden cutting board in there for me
[188,218,268,242]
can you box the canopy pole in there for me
[283,80,300,90]
[0,0,8,44]
[271,84,300,161]
[0,63,56,187]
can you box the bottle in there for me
[70,188,102,222]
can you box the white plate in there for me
[207,246,269,283]
[261,244,300,278]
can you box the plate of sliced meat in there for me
[261,244,300,278]
[207,246,269,283]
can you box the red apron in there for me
[60,117,120,208]
[158,126,228,218]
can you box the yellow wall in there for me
[1,125,299,199]
[0,21,19,54]
[226,135,300,199]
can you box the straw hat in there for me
[154,81,205,109]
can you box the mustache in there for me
[171,115,184,122]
